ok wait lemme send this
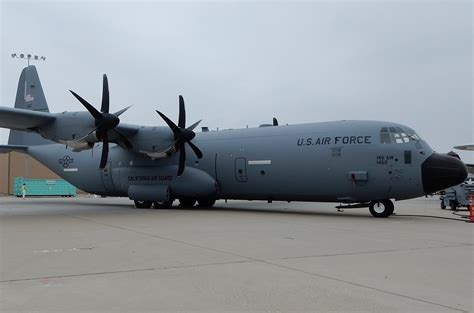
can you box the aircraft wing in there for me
[454,144,474,151]
[0,107,55,131]
[0,144,28,154]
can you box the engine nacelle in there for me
[57,130,101,152]
[57,139,94,152]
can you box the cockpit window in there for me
[380,127,420,144]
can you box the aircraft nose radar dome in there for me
[421,153,468,194]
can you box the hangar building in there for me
[0,152,62,195]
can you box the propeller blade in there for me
[70,90,102,119]
[186,120,202,131]
[113,105,133,117]
[156,110,180,134]
[156,95,203,175]
[101,74,109,113]
[113,129,133,149]
[187,141,203,159]
[178,95,185,129]
[177,143,186,176]
[99,133,109,169]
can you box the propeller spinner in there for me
[156,95,203,176]
[69,74,132,169]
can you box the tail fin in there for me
[8,66,52,146]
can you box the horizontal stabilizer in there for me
[0,145,28,154]
[0,107,55,131]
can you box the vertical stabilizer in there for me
[8,66,52,146]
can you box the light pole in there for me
[11,53,46,66]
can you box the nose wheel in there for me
[369,200,394,218]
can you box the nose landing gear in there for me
[369,200,394,218]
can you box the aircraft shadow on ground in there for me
[182,205,375,219]
[0,198,378,219]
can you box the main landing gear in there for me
[134,200,153,209]
[368,200,394,218]
[179,198,216,208]
[133,200,173,209]
[197,198,216,208]
[179,198,196,208]
[134,198,216,209]
[153,200,174,209]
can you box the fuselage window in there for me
[380,131,391,144]
[380,127,420,144]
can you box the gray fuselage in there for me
[27,120,432,203]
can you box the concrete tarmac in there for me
[0,196,472,312]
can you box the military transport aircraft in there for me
[0,66,468,217]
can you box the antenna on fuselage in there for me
[11,53,46,66]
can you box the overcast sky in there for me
[1,0,472,162]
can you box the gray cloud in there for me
[1,0,472,161]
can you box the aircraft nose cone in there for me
[421,152,468,194]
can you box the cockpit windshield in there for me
[380,127,420,144]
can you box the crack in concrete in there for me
[274,243,472,260]
[0,260,255,283]
[258,260,467,313]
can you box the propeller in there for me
[69,74,132,169]
[156,95,202,176]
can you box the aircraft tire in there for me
[197,199,216,208]
[440,202,446,210]
[179,198,196,207]
[134,200,153,209]
[369,200,394,218]
[153,200,173,209]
